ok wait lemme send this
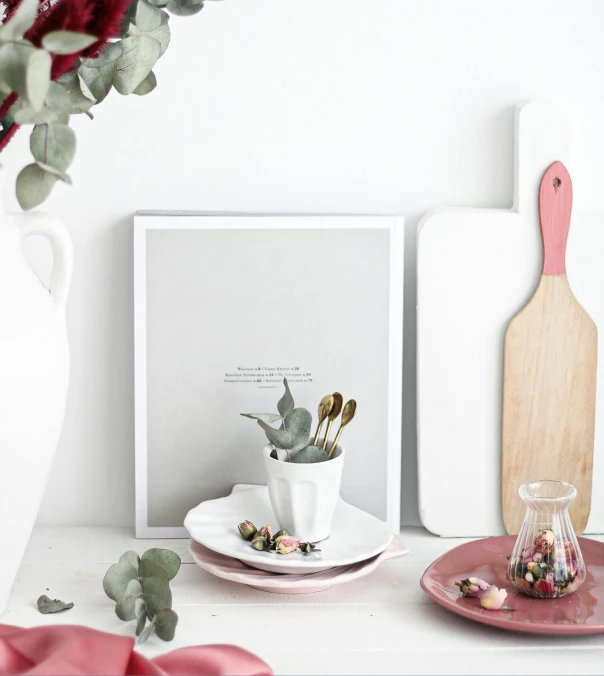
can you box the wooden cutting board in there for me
[502,161,598,534]
[417,102,604,537]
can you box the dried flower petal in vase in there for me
[507,480,586,598]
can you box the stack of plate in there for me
[184,484,408,594]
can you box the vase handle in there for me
[20,211,73,313]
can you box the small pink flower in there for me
[480,586,508,610]
[534,529,555,554]
[455,577,491,598]
[532,552,543,563]
[522,547,537,563]
[275,535,301,554]
[562,540,576,558]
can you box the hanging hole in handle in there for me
[552,177,561,189]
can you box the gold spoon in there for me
[327,399,357,459]
[321,392,343,451]
[312,394,335,446]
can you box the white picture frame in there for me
[134,213,404,537]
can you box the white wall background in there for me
[3,0,604,528]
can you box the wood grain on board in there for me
[502,162,598,534]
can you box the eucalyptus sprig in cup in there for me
[241,378,356,542]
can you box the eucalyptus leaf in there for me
[0,0,38,40]
[241,412,283,424]
[257,419,295,450]
[77,74,95,101]
[135,0,165,32]
[81,43,123,68]
[41,31,98,55]
[11,98,61,125]
[133,71,157,95]
[135,598,147,636]
[273,447,289,461]
[138,617,156,644]
[0,44,51,112]
[128,22,171,56]
[291,445,328,463]
[26,49,52,112]
[167,0,204,16]
[141,548,181,580]
[79,62,117,103]
[102,561,138,602]
[114,35,161,96]
[142,576,172,618]
[37,595,74,614]
[138,557,169,581]
[35,161,72,184]
[41,79,76,123]
[119,551,141,569]
[283,407,312,452]
[277,378,294,416]
[115,579,143,621]
[30,124,76,173]
[154,608,178,641]
[16,163,57,210]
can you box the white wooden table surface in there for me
[2,527,603,675]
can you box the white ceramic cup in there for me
[262,442,345,542]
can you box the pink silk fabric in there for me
[0,624,272,676]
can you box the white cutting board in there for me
[417,101,604,537]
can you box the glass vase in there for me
[507,480,585,599]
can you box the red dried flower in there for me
[25,0,131,78]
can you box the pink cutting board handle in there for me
[539,161,573,275]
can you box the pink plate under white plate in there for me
[421,535,604,635]
[190,537,409,594]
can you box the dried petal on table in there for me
[37,595,74,614]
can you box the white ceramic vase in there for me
[0,196,73,614]
[262,443,345,542]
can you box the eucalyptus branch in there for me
[0,0,221,209]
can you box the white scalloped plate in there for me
[190,537,409,593]
[184,484,394,574]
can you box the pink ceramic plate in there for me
[190,537,409,594]
[421,535,604,635]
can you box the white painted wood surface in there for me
[417,101,604,537]
[2,527,603,675]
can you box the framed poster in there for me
[134,213,404,537]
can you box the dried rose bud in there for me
[480,586,507,610]
[535,574,555,596]
[274,529,289,538]
[534,529,555,554]
[275,535,301,554]
[526,561,537,572]
[251,535,268,551]
[257,525,273,541]
[238,520,257,541]
[455,577,491,598]
[515,578,531,594]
